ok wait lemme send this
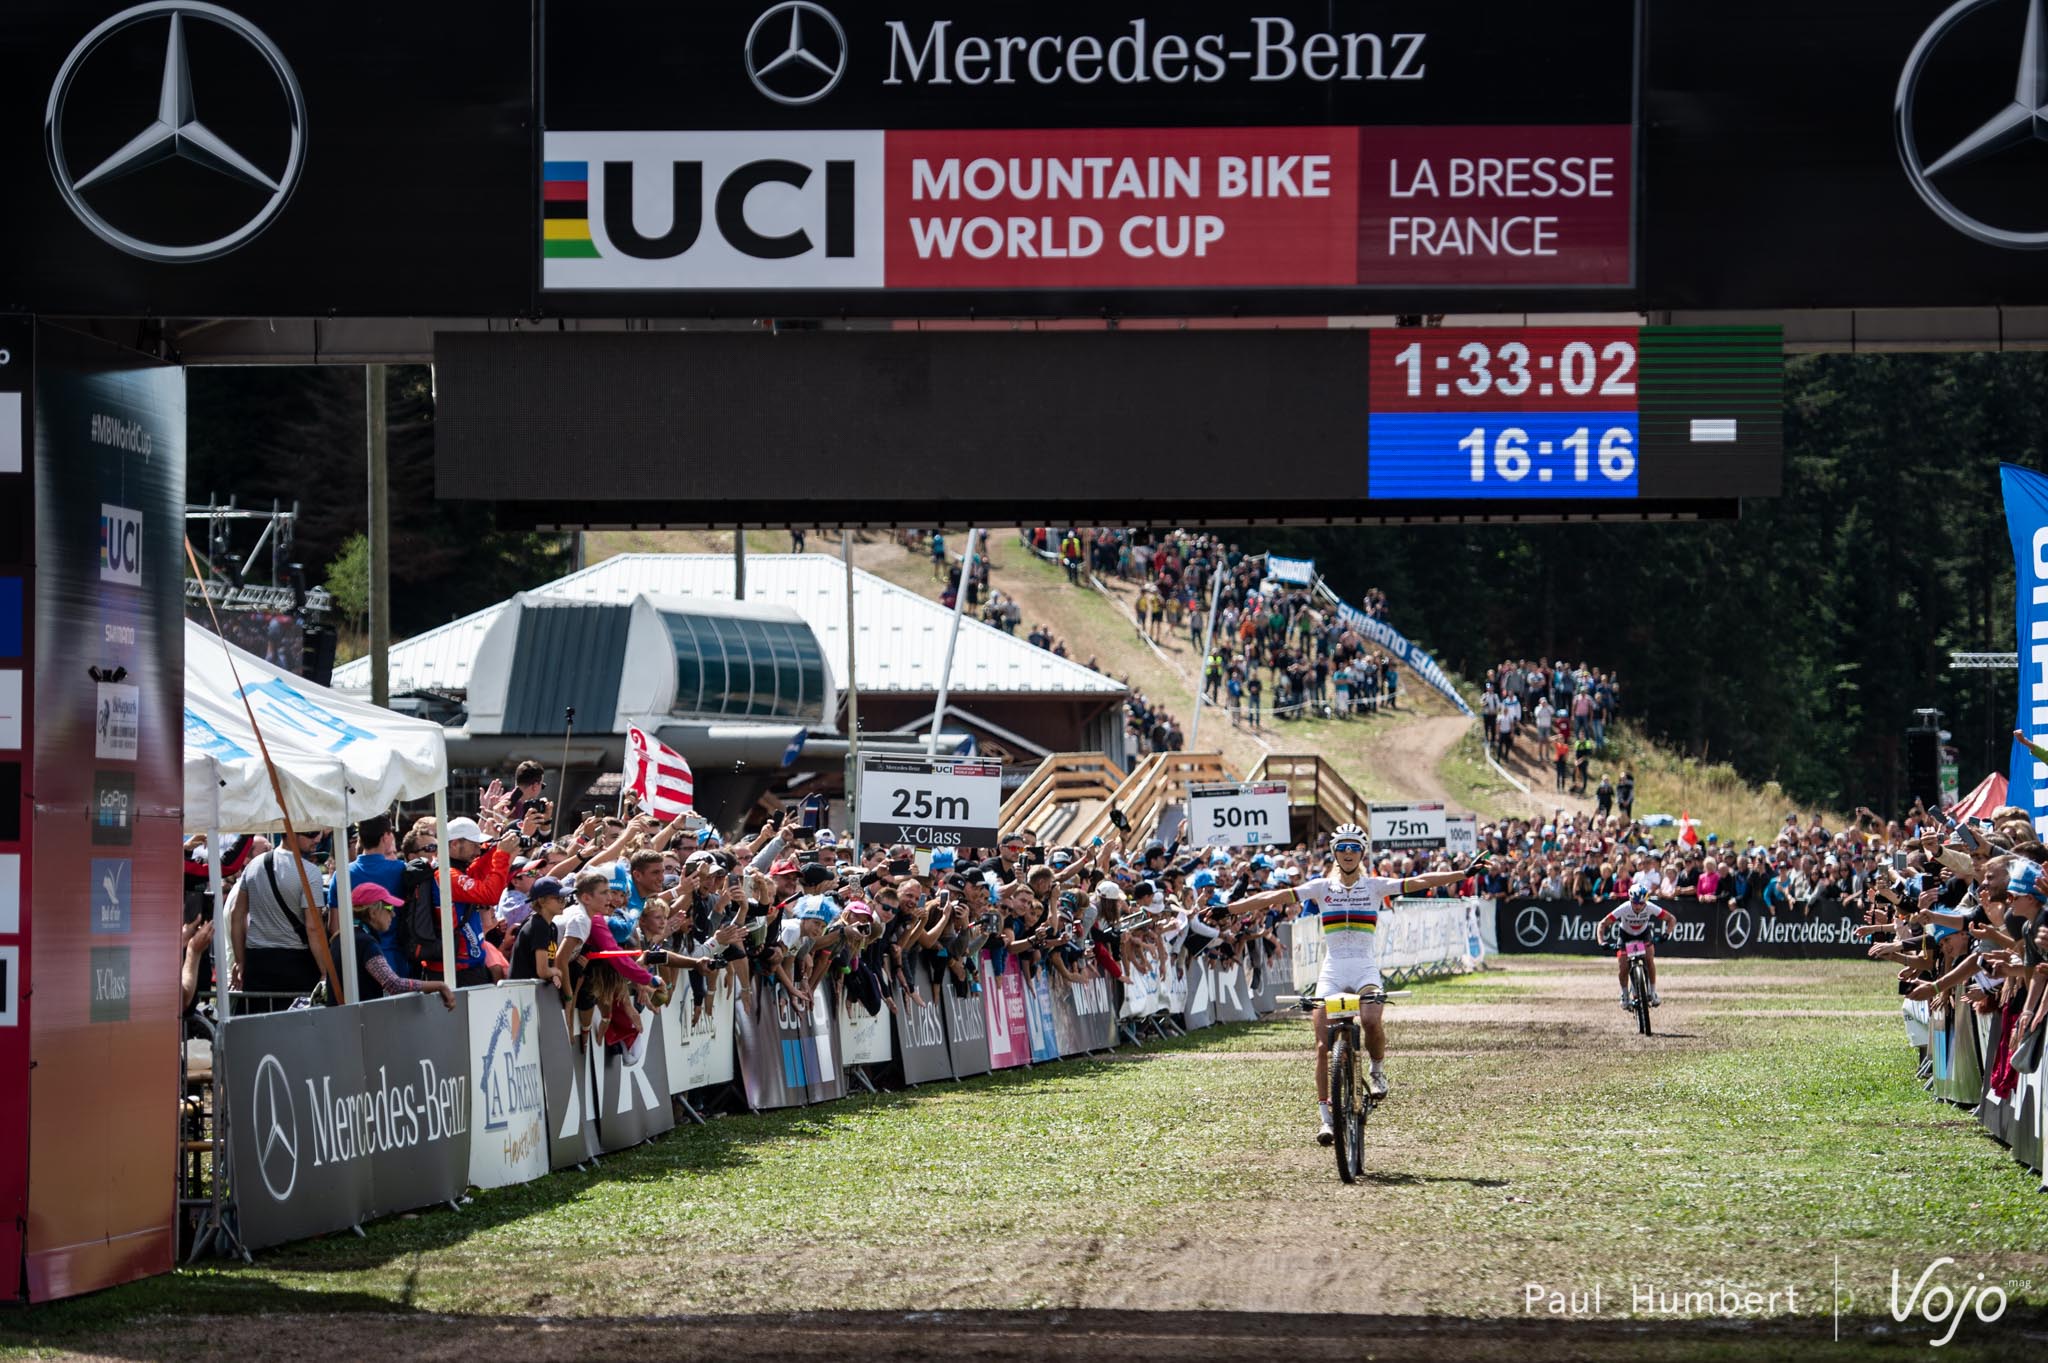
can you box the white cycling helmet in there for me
[1331,823,1368,852]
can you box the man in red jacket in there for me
[436,815,519,987]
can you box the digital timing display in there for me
[1366,326,1783,501]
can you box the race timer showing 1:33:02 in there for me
[1364,326,1784,501]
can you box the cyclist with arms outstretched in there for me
[1595,885,1675,1009]
[1234,824,1479,1146]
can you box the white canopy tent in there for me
[183,620,456,1010]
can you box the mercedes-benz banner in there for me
[1497,897,1869,959]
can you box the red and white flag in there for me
[1679,810,1700,847]
[624,725,694,819]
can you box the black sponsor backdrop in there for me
[220,1006,371,1252]
[4,3,2048,315]
[435,329,1762,526]
[1643,0,2048,309]
[546,1,1635,131]
[0,2,531,317]
[1496,897,1869,959]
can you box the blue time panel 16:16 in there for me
[1367,411,1639,499]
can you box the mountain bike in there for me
[1288,989,1390,1184]
[1619,936,1660,1036]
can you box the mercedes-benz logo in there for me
[1723,907,1754,953]
[250,1052,298,1202]
[745,2,848,107]
[1514,904,1550,949]
[45,2,307,263]
[1897,0,2048,248]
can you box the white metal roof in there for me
[331,552,1125,701]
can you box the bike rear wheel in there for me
[1330,1030,1360,1184]
[1631,959,1652,1036]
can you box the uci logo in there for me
[600,157,857,262]
[541,131,884,290]
[99,503,142,585]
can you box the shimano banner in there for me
[1323,594,1473,717]
[2003,463,2048,833]
[1266,556,1316,586]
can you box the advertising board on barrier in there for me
[539,985,600,1170]
[1497,897,1869,959]
[592,1009,675,1150]
[837,983,893,1069]
[220,1006,372,1251]
[1210,959,1257,1024]
[664,971,739,1092]
[221,997,474,1249]
[735,977,807,1110]
[982,954,1030,1069]
[940,968,991,1078]
[895,959,954,1084]
[1023,966,1061,1064]
[1182,956,1214,1032]
[1186,781,1290,847]
[468,986,547,1191]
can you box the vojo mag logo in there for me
[45,2,307,263]
[1897,0,2048,248]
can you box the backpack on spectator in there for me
[395,858,443,970]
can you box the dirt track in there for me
[21,959,2045,1363]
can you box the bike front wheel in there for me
[1330,1030,1360,1184]
[1632,959,1653,1036]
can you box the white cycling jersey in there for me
[1296,872,1404,964]
[1606,897,1667,937]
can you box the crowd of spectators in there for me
[1021,527,1405,732]
[1852,787,2048,1111]
[1480,658,1625,794]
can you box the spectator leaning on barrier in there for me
[341,884,455,1008]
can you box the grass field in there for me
[6,958,2044,1361]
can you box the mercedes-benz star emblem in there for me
[45,2,307,263]
[1897,0,2048,248]
[251,1053,299,1202]
[1723,907,1754,953]
[745,2,848,107]
[1514,905,1549,949]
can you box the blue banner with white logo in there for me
[1266,555,1317,586]
[2002,464,2048,832]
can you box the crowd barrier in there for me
[1910,999,2046,1190]
[1498,896,1870,958]
[1291,897,1496,991]
[216,904,1486,1253]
